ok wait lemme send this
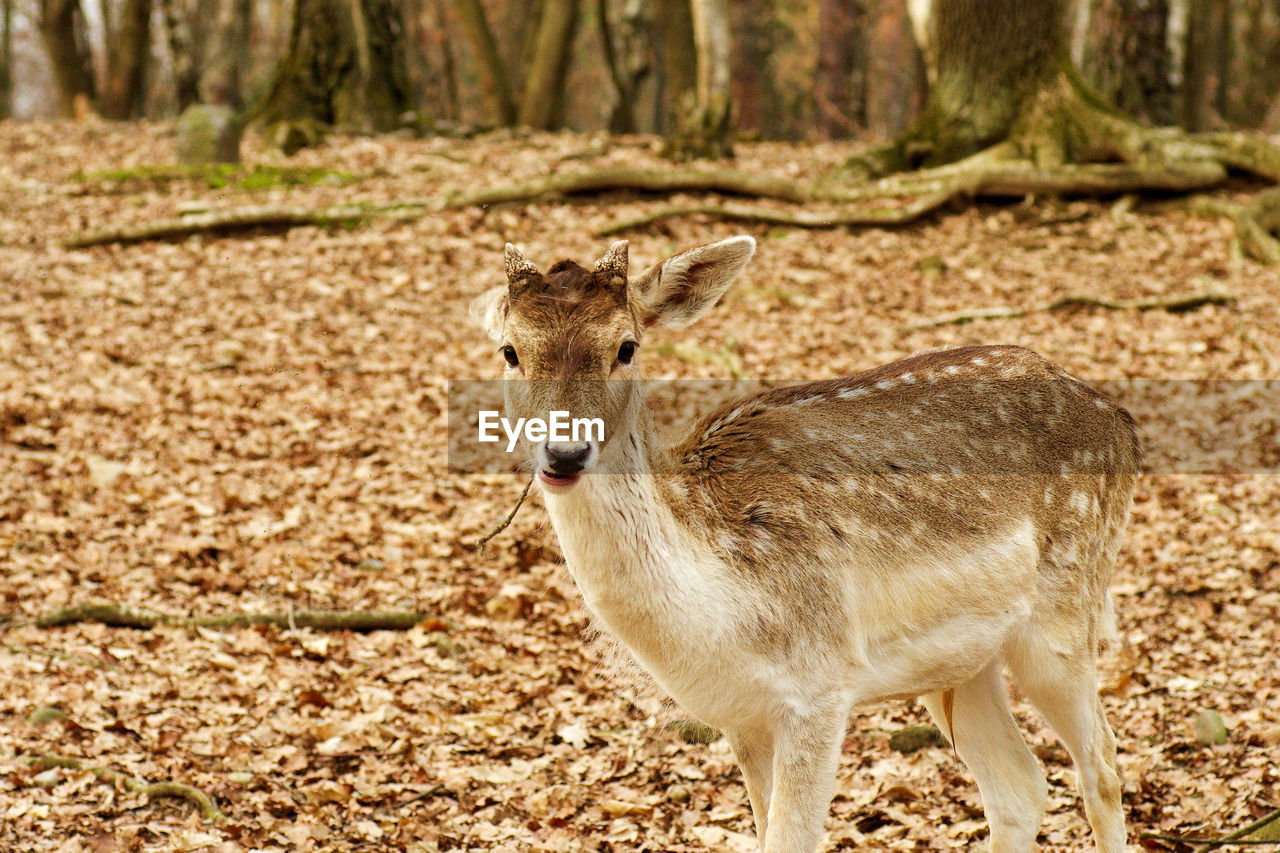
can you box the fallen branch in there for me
[61,202,428,249]
[598,192,954,235]
[900,286,1235,332]
[30,602,431,632]
[28,754,225,822]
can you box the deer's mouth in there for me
[538,469,581,489]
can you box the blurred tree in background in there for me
[7,0,1280,146]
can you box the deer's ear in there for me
[630,236,756,329]
[469,285,510,342]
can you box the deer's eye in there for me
[502,345,520,368]
[617,341,638,365]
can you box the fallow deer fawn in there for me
[471,236,1139,853]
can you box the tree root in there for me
[56,125,1280,264]
[900,286,1235,332]
[27,754,225,822]
[1236,187,1280,265]
[598,192,955,235]
[438,166,815,207]
[28,601,433,632]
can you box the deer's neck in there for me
[540,402,709,636]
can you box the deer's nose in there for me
[545,443,591,476]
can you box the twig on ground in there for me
[1139,836,1279,847]
[1140,809,1280,851]
[475,476,535,556]
[26,602,431,632]
[3,643,116,669]
[27,755,225,822]
[900,286,1235,332]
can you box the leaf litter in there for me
[0,120,1278,851]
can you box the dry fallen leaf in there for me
[1,122,1277,853]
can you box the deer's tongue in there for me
[538,469,580,488]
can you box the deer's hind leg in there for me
[921,660,1047,853]
[1005,622,1125,853]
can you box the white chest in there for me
[542,481,766,721]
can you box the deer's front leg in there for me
[726,729,775,848]
[763,698,849,853]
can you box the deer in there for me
[469,235,1140,853]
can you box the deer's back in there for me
[667,346,1139,608]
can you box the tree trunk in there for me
[816,0,865,138]
[1077,0,1173,125]
[517,0,579,128]
[252,0,412,134]
[101,0,153,119]
[428,0,462,121]
[892,0,1071,167]
[161,0,204,110]
[597,0,650,132]
[664,0,733,159]
[37,0,96,117]
[864,0,926,138]
[1,0,12,118]
[1182,0,1229,130]
[457,0,516,125]
[1221,0,1280,128]
[655,0,696,134]
[728,0,771,134]
[199,0,252,106]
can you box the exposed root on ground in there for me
[57,85,1280,263]
[27,755,225,822]
[21,601,434,632]
[900,286,1236,332]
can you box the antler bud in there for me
[505,243,542,297]
[592,240,629,291]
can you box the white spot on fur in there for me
[838,387,870,400]
[875,379,897,390]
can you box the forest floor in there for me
[1,120,1278,852]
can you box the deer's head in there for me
[471,236,756,490]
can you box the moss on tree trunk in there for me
[891,0,1070,168]
[251,0,410,135]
